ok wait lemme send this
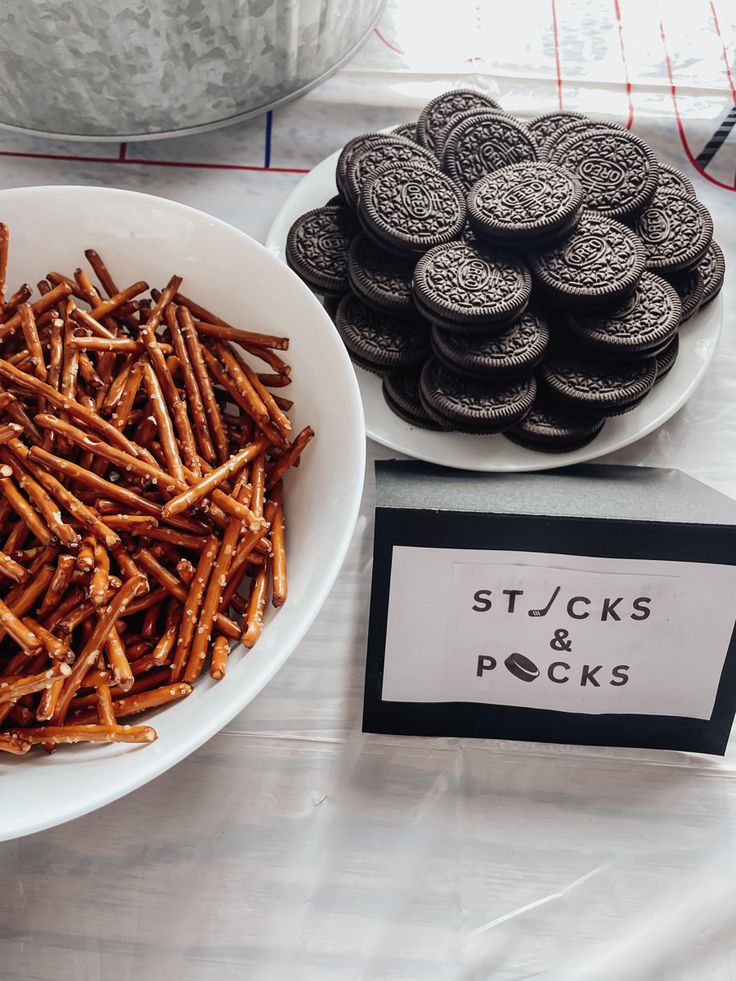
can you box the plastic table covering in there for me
[2,2,736,978]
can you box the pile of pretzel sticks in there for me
[0,224,313,756]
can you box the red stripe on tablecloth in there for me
[710,1,736,103]
[659,18,736,191]
[373,27,404,56]
[0,149,310,174]
[613,0,635,129]
[551,0,564,111]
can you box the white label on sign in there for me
[381,547,736,720]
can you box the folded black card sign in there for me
[363,461,736,754]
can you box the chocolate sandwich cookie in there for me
[434,107,510,159]
[549,127,659,220]
[654,334,679,382]
[441,113,537,191]
[416,89,503,152]
[504,393,605,453]
[541,348,657,416]
[466,162,583,247]
[539,119,623,162]
[529,212,645,308]
[527,110,590,148]
[420,357,536,433]
[335,294,430,374]
[562,272,681,358]
[667,267,704,322]
[286,205,360,296]
[431,307,550,379]
[345,135,438,208]
[322,294,344,321]
[658,163,696,199]
[348,234,416,317]
[414,241,532,330]
[382,372,445,430]
[325,194,345,207]
[698,240,725,306]
[634,191,713,274]
[335,133,384,202]
[393,121,419,142]
[359,164,466,257]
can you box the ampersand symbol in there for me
[550,628,572,652]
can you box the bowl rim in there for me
[0,184,366,841]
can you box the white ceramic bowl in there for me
[0,185,365,841]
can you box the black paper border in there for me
[363,506,736,755]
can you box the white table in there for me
[2,2,736,977]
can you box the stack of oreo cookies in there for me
[286,90,725,453]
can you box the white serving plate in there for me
[0,186,365,841]
[266,147,722,473]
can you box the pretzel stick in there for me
[162,439,268,519]
[77,352,104,392]
[0,380,42,443]
[171,292,287,348]
[90,543,110,608]
[153,600,182,664]
[18,304,46,382]
[0,223,8,314]
[183,476,250,682]
[0,474,53,546]
[170,536,219,681]
[69,307,117,341]
[102,354,136,413]
[87,280,148,320]
[103,515,158,530]
[23,617,72,663]
[109,359,144,431]
[10,724,157,745]
[96,683,116,726]
[134,548,240,640]
[33,414,249,528]
[3,518,28,555]
[4,284,34,318]
[52,574,148,723]
[142,362,185,482]
[231,350,291,439]
[36,553,76,616]
[202,346,278,444]
[70,682,192,726]
[0,446,80,548]
[268,482,287,607]
[210,634,230,681]
[257,372,291,388]
[0,282,72,341]
[242,564,269,649]
[84,249,119,297]
[178,306,229,464]
[46,271,88,302]
[76,534,95,572]
[0,424,26,445]
[267,426,315,489]
[130,525,205,549]
[0,732,31,754]
[105,627,134,691]
[26,444,206,533]
[8,441,121,550]
[0,598,44,655]
[167,305,215,463]
[0,549,30,583]
[0,360,149,459]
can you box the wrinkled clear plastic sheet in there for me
[2,1,736,977]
